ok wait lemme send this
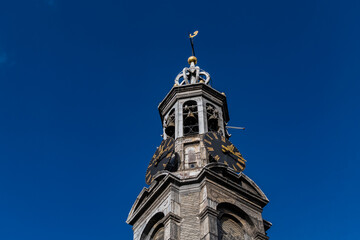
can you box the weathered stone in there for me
[127,60,271,240]
[127,164,271,240]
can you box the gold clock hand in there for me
[222,144,245,163]
[222,145,234,154]
[221,145,229,153]
[155,143,174,164]
[153,145,165,162]
[154,148,169,166]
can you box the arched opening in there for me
[140,212,165,240]
[217,203,255,240]
[218,214,245,240]
[183,100,199,136]
[164,109,175,138]
[206,103,219,132]
[151,225,164,240]
[184,142,200,169]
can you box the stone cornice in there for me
[163,212,182,224]
[126,174,174,225]
[158,83,230,123]
[255,232,270,240]
[263,219,272,232]
[199,206,219,220]
[127,164,269,226]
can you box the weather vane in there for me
[189,30,198,56]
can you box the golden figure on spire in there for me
[188,30,198,65]
[174,30,210,86]
[189,30,198,38]
[189,30,198,57]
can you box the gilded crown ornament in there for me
[174,31,211,86]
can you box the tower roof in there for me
[158,83,230,124]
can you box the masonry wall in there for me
[179,185,201,240]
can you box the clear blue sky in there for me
[0,0,359,239]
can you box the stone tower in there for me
[126,56,271,240]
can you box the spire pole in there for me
[189,31,198,57]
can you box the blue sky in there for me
[0,0,359,239]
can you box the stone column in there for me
[177,101,184,138]
[174,103,179,139]
[217,107,225,137]
[163,213,181,240]
[198,98,206,134]
[199,207,219,240]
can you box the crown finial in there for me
[173,31,210,86]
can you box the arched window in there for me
[217,203,254,240]
[206,103,219,132]
[151,226,164,240]
[218,214,245,240]
[184,142,200,169]
[183,100,199,136]
[140,212,165,240]
[164,109,175,138]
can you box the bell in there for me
[208,114,219,132]
[184,110,197,126]
[165,121,175,138]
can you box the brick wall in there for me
[180,191,200,240]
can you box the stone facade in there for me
[126,60,271,240]
[160,84,228,140]
[127,164,271,240]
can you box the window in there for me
[206,103,219,132]
[140,212,165,240]
[217,203,255,240]
[218,215,245,240]
[151,226,164,240]
[183,100,199,136]
[164,109,175,138]
[184,142,200,169]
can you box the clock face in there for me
[145,138,176,185]
[204,132,246,173]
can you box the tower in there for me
[126,55,271,240]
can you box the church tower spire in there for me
[127,38,271,240]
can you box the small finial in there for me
[188,56,197,65]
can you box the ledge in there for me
[127,163,269,226]
[158,83,229,123]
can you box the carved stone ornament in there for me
[174,62,211,86]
